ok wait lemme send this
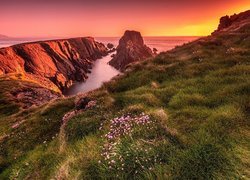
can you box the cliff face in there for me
[213,10,250,34]
[109,30,153,70]
[0,37,108,91]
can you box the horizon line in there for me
[1,35,204,39]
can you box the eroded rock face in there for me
[0,37,108,91]
[10,86,60,109]
[109,30,153,70]
[213,10,250,34]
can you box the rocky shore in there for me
[0,37,108,91]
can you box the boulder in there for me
[75,97,91,110]
[153,48,158,54]
[107,43,114,49]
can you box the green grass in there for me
[0,32,249,179]
[0,96,75,177]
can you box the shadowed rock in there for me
[109,30,153,70]
[107,43,114,49]
[213,10,250,34]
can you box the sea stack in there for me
[109,30,153,70]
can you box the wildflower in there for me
[100,113,157,173]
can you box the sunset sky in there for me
[0,0,249,37]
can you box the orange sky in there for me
[0,0,249,37]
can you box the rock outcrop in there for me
[213,10,250,34]
[107,43,114,49]
[109,30,153,70]
[10,86,60,109]
[0,37,108,91]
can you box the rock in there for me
[109,30,153,70]
[75,96,97,110]
[54,73,68,90]
[107,43,116,53]
[75,97,91,110]
[10,86,60,109]
[0,68,4,75]
[0,37,108,92]
[153,48,158,54]
[213,10,250,34]
[217,15,232,30]
[108,48,116,53]
[107,43,114,49]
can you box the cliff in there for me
[0,37,108,91]
[213,10,250,34]
[109,30,153,70]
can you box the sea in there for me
[0,36,199,95]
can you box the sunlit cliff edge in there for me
[0,37,108,92]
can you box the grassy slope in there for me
[0,32,249,179]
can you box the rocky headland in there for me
[0,37,108,91]
[213,10,250,34]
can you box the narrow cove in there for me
[63,53,120,96]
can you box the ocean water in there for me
[63,53,119,96]
[0,36,199,95]
[96,36,199,52]
[0,37,56,48]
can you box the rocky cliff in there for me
[0,37,108,91]
[109,30,153,70]
[213,10,250,34]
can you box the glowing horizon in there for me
[0,0,249,37]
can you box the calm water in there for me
[96,36,199,52]
[63,53,119,96]
[0,36,199,95]
[0,37,57,48]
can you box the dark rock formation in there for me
[107,43,114,49]
[213,10,250,34]
[75,96,96,110]
[0,37,108,91]
[153,48,158,55]
[109,30,153,70]
[217,15,232,30]
[75,97,91,110]
[107,43,116,53]
[10,86,60,109]
[108,48,116,54]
